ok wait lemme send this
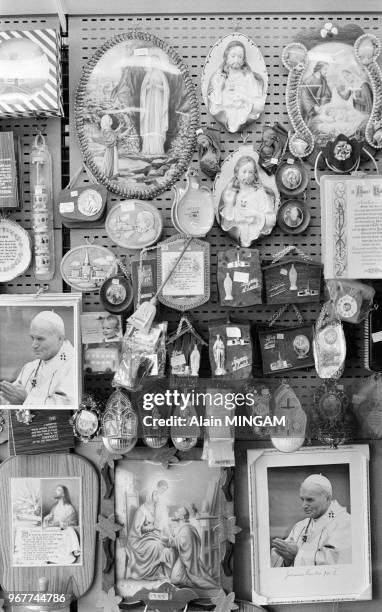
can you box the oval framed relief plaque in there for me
[201,33,268,133]
[75,31,199,200]
[61,244,118,292]
[0,218,31,282]
[105,200,163,249]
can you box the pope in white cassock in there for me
[271,474,352,567]
[0,311,75,407]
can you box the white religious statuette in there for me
[213,334,226,376]
[289,262,298,291]
[223,272,233,301]
[190,344,201,376]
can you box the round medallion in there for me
[75,31,199,200]
[100,274,134,314]
[77,188,103,216]
[319,393,343,419]
[293,334,310,358]
[106,200,163,249]
[275,160,308,196]
[276,199,310,235]
[336,294,358,319]
[0,218,32,282]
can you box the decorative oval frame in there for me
[0,218,32,282]
[75,30,199,200]
[283,25,382,158]
[201,32,268,133]
[105,200,163,249]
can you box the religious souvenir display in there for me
[0,29,63,118]
[102,388,138,454]
[263,249,322,305]
[0,293,81,411]
[213,145,280,247]
[326,279,375,324]
[313,301,346,379]
[257,304,315,375]
[30,132,55,281]
[353,374,382,438]
[283,24,382,159]
[166,316,207,377]
[113,322,167,390]
[244,382,271,439]
[0,454,98,596]
[196,127,221,178]
[58,165,107,229]
[312,382,355,446]
[157,235,210,311]
[321,175,382,279]
[275,158,309,196]
[209,321,252,380]
[0,217,31,282]
[106,200,163,249]
[276,198,311,235]
[248,445,371,605]
[270,380,307,453]
[70,394,102,443]
[113,457,231,600]
[217,247,262,307]
[258,123,288,175]
[364,282,382,371]
[75,30,199,200]
[61,244,118,292]
[0,131,19,208]
[202,33,268,133]
[131,253,157,308]
[171,167,214,237]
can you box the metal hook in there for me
[34,284,49,299]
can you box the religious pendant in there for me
[313,301,346,379]
[196,127,221,178]
[102,389,138,455]
[353,373,382,438]
[245,382,272,439]
[270,380,307,452]
[170,398,200,451]
[312,382,355,447]
[70,394,101,443]
[258,122,288,174]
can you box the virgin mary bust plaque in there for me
[75,31,199,199]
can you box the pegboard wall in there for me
[66,12,382,417]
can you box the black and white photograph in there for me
[81,311,123,344]
[247,446,371,605]
[11,477,82,567]
[114,460,223,599]
[0,294,81,410]
[269,464,351,567]
[201,33,268,133]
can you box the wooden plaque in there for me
[0,453,98,597]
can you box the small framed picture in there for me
[277,200,311,235]
[81,312,123,344]
[247,445,371,605]
[0,293,81,410]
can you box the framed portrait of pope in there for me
[0,293,81,411]
[247,445,371,605]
